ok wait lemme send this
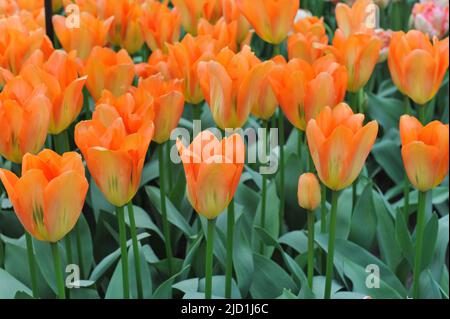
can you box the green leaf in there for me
[335,189,353,239]
[0,268,32,299]
[395,210,414,266]
[232,214,254,297]
[367,93,403,132]
[372,137,403,183]
[249,254,297,299]
[419,270,443,299]
[145,186,195,238]
[278,231,308,254]
[420,213,438,272]
[350,183,377,250]
[124,205,163,240]
[152,265,190,299]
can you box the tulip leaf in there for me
[419,213,438,272]
[0,268,31,299]
[350,183,377,250]
[372,137,403,183]
[395,210,414,267]
[124,205,163,240]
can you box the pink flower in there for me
[412,0,449,39]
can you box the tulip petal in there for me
[403,49,436,105]
[402,142,439,191]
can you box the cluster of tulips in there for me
[0,0,449,300]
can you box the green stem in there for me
[298,129,303,171]
[25,233,39,298]
[260,120,269,254]
[166,141,172,190]
[75,224,84,278]
[357,88,365,114]
[205,219,215,299]
[404,95,411,115]
[324,190,338,299]
[116,205,130,299]
[418,105,426,125]
[83,87,91,119]
[307,211,315,289]
[53,130,70,154]
[159,144,173,275]
[319,184,327,274]
[225,199,234,299]
[127,202,143,299]
[403,172,410,219]
[192,103,202,121]
[51,242,65,299]
[352,178,358,211]
[413,191,427,299]
[272,43,281,57]
[64,235,73,266]
[278,111,285,231]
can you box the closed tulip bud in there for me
[75,99,154,207]
[166,34,218,104]
[306,103,378,191]
[172,0,207,35]
[0,149,88,242]
[288,16,329,63]
[139,0,181,53]
[132,74,185,144]
[177,130,245,219]
[0,76,51,163]
[269,55,348,130]
[388,30,449,105]
[222,0,251,44]
[198,17,239,52]
[84,46,135,101]
[335,0,376,37]
[236,0,299,44]
[298,173,321,211]
[198,46,262,129]
[328,29,381,92]
[1,50,87,135]
[53,12,113,60]
[400,115,449,192]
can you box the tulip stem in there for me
[307,211,315,289]
[298,129,303,169]
[352,179,358,211]
[75,224,84,278]
[225,199,234,298]
[418,106,426,125]
[166,141,172,190]
[64,235,73,266]
[278,111,285,231]
[159,144,173,275]
[83,87,91,119]
[205,218,215,299]
[260,120,269,255]
[127,202,143,299]
[51,242,66,299]
[25,232,39,298]
[54,130,70,154]
[413,191,427,299]
[192,103,202,121]
[403,172,410,219]
[116,205,130,299]
[319,184,327,274]
[324,190,338,299]
[404,95,411,115]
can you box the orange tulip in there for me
[269,55,348,131]
[75,98,154,207]
[327,29,381,92]
[288,16,329,63]
[236,0,299,44]
[131,74,184,144]
[222,0,251,44]
[400,115,449,192]
[83,46,135,101]
[53,12,114,60]
[249,60,278,121]
[335,0,375,37]
[135,49,172,80]
[197,46,262,129]
[172,0,207,35]
[0,149,88,242]
[388,31,449,105]
[1,50,86,135]
[177,130,245,219]
[298,173,321,211]
[203,0,223,23]
[139,0,181,52]
[0,75,51,163]
[0,15,53,76]
[166,34,218,104]
[198,17,238,52]
[306,103,378,191]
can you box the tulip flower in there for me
[288,16,329,63]
[83,46,135,101]
[172,0,207,35]
[166,34,218,104]
[269,55,348,131]
[75,99,154,207]
[53,12,114,60]
[335,0,376,37]
[0,75,51,163]
[131,74,184,144]
[203,0,223,23]
[327,29,381,92]
[0,149,88,242]
[177,130,245,219]
[1,50,87,135]
[400,115,449,192]
[222,0,251,44]
[197,46,262,129]
[388,30,449,105]
[139,0,181,53]
[236,0,299,44]
[249,60,278,121]
[411,0,449,39]
[198,17,239,52]
[298,172,321,288]
[306,103,378,191]
[298,173,321,211]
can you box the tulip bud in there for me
[298,173,321,211]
